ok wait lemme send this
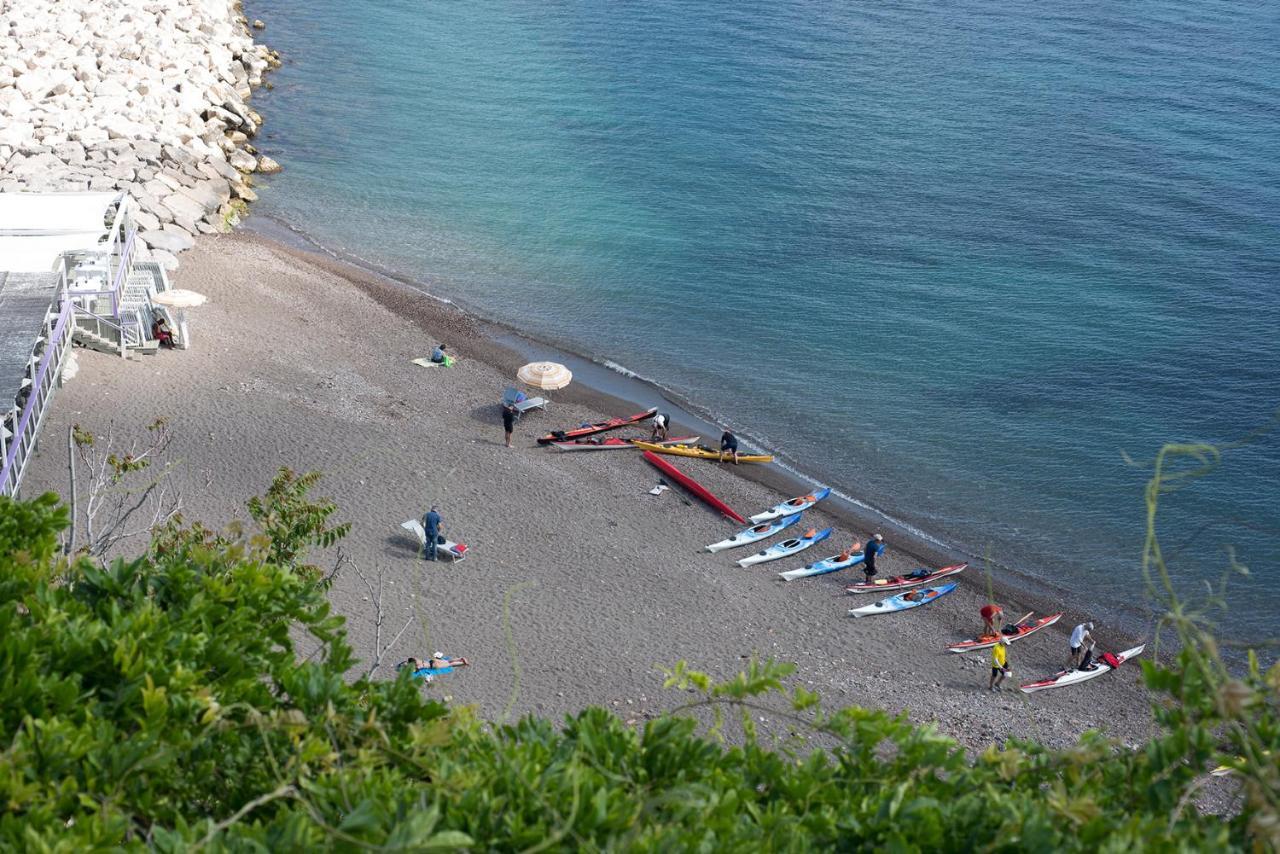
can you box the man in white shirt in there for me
[1067,621,1094,670]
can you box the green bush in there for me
[0,458,1273,851]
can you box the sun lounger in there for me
[515,396,547,414]
[400,520,469,562]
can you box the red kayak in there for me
[845,563,967,594]
[536,407,657,445]
[946,612,1063,654]
[643,451,746,523]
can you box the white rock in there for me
[256,155,281,174]
[227,148,255,172]
[142,226,194,254]
[147,247,180,270]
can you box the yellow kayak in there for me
[631,442,774,464]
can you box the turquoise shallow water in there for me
[246,0,1279,642]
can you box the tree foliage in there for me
[0,454,1274,850]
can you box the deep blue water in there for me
[247,0,1280,642]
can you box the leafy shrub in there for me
[0,455,1272,850]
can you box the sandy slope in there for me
[20,232,1158,752]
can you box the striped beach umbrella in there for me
[516,361,573,390]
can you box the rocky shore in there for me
[0,0,277,269]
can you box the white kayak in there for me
[749,487,832,523]
[705,513,802,553]
[778,549,865,581]
[1019,645,1146,694]
[737,528,832,567]
[847,583,956,617]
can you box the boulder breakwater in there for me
[0,0,278,269]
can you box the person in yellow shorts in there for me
[989,637,1011,691]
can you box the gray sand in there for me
[21,232,1157,752]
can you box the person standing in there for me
[1067,621,1094,670]
[980,603,1004,636]
[720,430,740,464]
[989,638,1011,691]
[422,505,442,561]
[861,533,884,583]
[650,412,670,441]
[502,402,517,448]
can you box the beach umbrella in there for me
[516,361,573,390]
[151,288,208,308]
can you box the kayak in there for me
[631,442,774,464]
[550,435,697,451]
[642,451,746,523]
[845,563,967,594]
[537,407,657,445]
[778,547,865,581]
[706,513,802,553]
[848,583,957,618]
[750,487,832,523]
[737,528,832,567]
[1019,645,1146,694]
[946,612,1063,654]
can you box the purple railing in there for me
[0,299,73,496]
[108,228,136,318]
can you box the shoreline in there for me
[245,211,1159,648]
[20,230,1159,756]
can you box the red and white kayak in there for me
[749,487,832,523]
[536,407,657,445]
[550,435,697,451]
[946,612,1062,653]
[642,451,746,523]
[1019,645,1145,693]
[845,563,967,594]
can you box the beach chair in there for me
[502,386,548,416]
[400,519,469,562]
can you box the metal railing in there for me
[71,306,129,357]
[0,299,74,497]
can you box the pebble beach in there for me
[19,232,1159,753]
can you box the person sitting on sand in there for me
[980,603,1004,636]
[650,412,670,441]
[430,344,448,364]
[989,638,1011,691]
[151,316,174,349]
[861,534,884,583]
[720,430,740,464]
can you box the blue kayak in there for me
[848,583,957,618]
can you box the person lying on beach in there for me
[980,603,1004,636]
[720,431,739,464]
[861,534,883,582]
[399,653,470,679]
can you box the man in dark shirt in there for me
[422,506,442,561]
[862,533,884,583]
[502,403,517,448]
[720,430,740,464]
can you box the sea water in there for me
[244,0,1280,644]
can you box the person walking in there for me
[720,430,740,464]
[502,402,517,448]
[650,412,670,442]
[980,603,1004,636]
[1067,621,1094,670]
[422,505,442,561]
[861,533,884,583]
[989,638,1011,691]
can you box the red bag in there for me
[1100,652,1121,669]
